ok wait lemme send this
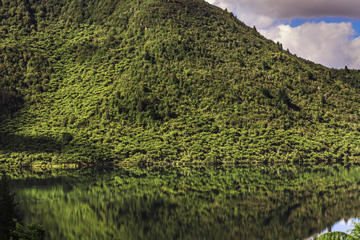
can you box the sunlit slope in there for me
[1,0,360,165]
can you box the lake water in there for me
[9,164,360,240]
[306,218,360,239]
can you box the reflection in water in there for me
[328,218,360,233]
[305,218,360,240]
[9,165,360,240]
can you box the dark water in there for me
[9,164,360,240]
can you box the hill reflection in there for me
[10,165,360,240]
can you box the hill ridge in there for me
[1,0,360,166]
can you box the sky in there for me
[205,0,360,69]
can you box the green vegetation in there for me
[10,164,360,240]
[0,175,45,240]
[1,0,360,165]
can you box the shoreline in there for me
[0,159,356,172]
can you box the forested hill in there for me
[1,0,360,166]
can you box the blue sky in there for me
[206,0,360,69]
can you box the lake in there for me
[8,164,360,240]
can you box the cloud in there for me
[261,22,360,69]
[206,0,275,28]
[207,0,360,26]
[205,0,360,69]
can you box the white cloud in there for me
[206,0,275,28]
[261,22,360,69]
[348,37,360,68]
[205,0,360,68]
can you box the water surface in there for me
[9,164,360,240]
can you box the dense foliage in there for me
[1,0,360,165]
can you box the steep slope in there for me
[1,0,360,166]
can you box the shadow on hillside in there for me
[0,91,24,117]
[0,133,62,153]
[0,132,114,162]
[0,94,113,161]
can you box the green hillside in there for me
[1,0,360,167]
